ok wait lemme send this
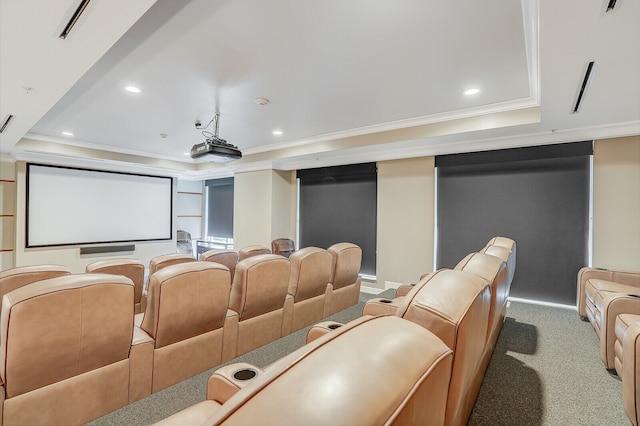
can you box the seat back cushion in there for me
[0,274,134,397]
[0,264,71,302]
[200,250,238,281]
[229,255,290,320]
[395,268,491,426]
[327,242,362,290]
[86,258,145,304]
[141,261,231,348]
[288,247,332,302]
[149,253,196,276]
[237,245,271,261]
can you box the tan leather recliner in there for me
[583,277,640,369]
[577,267,640,320]
[0,273,153,426]
[393,236,516,299]
[139,261,232,393]
[480,236,516,294]
[394,268,491,426]
[237,245,271,261]
[226,254,290,358]
[619,317,640,425]
[271,238,295,258]
[454,252,509,348]
[323,242,362,317]
[85,258,145,314]
[614,313,640,376]
[0,264,71,310]
[155,315,453,426]
[200,249,238,282]
[143,253,196,311]
[282,246,332,334]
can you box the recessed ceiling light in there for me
[125,86,141,94]
[183,152,190,156]
[255,97,270,106]
[61,131,74,137]
[464,88,480,96]
[272,130,283,136]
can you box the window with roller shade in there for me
[204,177,234,247]
[435,141,592,305]
[297,163,377,276]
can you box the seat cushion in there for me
[586,279,640,304]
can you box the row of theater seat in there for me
[577,267,640,424]
[156,236,516,426]
[0,242,361,426]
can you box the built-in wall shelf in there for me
[176,180,204,250]
[1,166,16,269]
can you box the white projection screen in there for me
[27,164,173,247]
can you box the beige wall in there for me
[3,134,639,279]
[376,157,435,290]
[593,136,640,270]
[271,170,297,243]
[233,169,296,251]
[13,162,177,273]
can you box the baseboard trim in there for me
[508,296,577,311]
[384,281,403,290]
[360,285,385,295]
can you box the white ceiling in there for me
[1,0,639,178]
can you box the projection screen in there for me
[26,163,173,248]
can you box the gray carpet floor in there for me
[88,293,630,425]
[469,301,628,425]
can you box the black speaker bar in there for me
[80,244,135,255]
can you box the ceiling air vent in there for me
[0,115,14,134]
[59,0,92,40]
[572,61,595,114]
[606,0,618,13]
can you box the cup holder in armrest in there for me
[328,323,342,330]
[379,299,393,304]
[233,368,259,381]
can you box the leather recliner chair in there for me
[138,261,232,393]
[454,252,509,348]
[142,253,196,312]
[323,242,362,317]
[0,264,71,311]
[237,245,271,261]
[154,315,453,426]
[282,246,332,334]
[200,249,238,282]
[393,236,516,299]
[582,272,640,369]
[615,315,640,425]
[0,273,153,426]
[85,258,145,314]
[393,269,491,426]
[577,267,640,321]
[320,268,491,426]
[271,238,295,258]
[225,254,291,358]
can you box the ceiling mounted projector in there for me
[190,113,242,163]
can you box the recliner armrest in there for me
[129,326,154,403]
[362,297,401,316]
[395,284,414,298]
[306,321,345,343]
[207,363,263,404]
